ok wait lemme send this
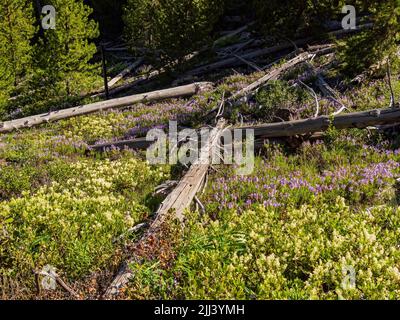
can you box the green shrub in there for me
[0,157,169,286]
[27,0,101,110]
[338,0,400,77]
[170,201,400,299]
[254,80,311,122]
[0,166,36,200]
[125,134,400,299]
[0,0,36,117]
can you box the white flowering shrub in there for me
[131,199,400,300]
[126,134,400,300]
[0,157,169,284]
[2,58,400,299]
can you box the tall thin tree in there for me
[34,0,100,98]
[0,0,36,107]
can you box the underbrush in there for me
[227,59,400,126]
[0,154,170,297]
[1,67,400,299]
[126,131,400,300]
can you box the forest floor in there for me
[1,28,400,300]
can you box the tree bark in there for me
[107,58,144,88]
[88,107,400,152]
[241,107,400,138]
[187,24,372,76]
[0,82,213,133]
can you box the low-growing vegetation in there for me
[126,132,400,299]
[1,0,400,302]
[0,154,170,296]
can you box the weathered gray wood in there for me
[0,82,213,133]
[102,120,226,298]
[187,24,372,76]
[107,58,144,88]
[89,107,400,152]
[91,72,152,98]
[94,50,205,98]
[229,52,312,102]
[315,73,337,98]
[202,52,312,119]
[104,47,128,52]
[188,43,305,76]
[213,23,253,48]
[314,73,347,115]
[216,39,262,56]
[243,107,400,138]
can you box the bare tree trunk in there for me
[89,107,400,152]
[102,120,226,299]
[0,82,213,133]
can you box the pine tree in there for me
[252,0,400,77]
[338,0,400,77]
[34,0,100,98]
[0,0,36,108]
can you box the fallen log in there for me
[186,24,372,76]
[315,73,337,98]
[90,56,312,152]
[315,73,347,116]
[95,50,205,98]
[298,59,346,116]
[187,44,306,76]
[203,52,313,119]
[107,58,144,88]
[91,68,160,99]
[104,47,128,52]
[223,16,245,23]
[232,53,262,72]
[90,58,145,98]
[242,107,400,138]
[89,132,324,153]
[216,39,262,56]
[0,82,213,134]
[102,119,226,298]
[88,107,400,152]
[88,137,152,153]
[229,52,312,102]
[213,23,254,48]
[306,43,335,52]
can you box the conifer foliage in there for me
[33,0,100,98]
[338,0,400,77]
[252,0,400,77]
[0,0,36,108]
